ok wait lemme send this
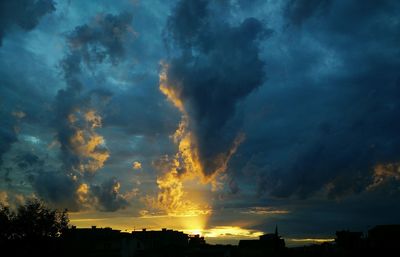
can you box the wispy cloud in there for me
[241,207,290,215]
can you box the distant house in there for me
[63,227,191,257]
[63,226,136,257]
[132,228,188,250]
[368,224,400,249]
[131,228,189,257]
[238,226,286,257]
[188,234,206,247]
[335,230,363,250]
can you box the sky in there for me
[1,0,400,246]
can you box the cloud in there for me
[146,0,271,217]
[0,115,18,167]
[202,226,264,239]
[132,161,142,170]
[161,0,270,178]
[54,12,133,178]
[165,0,209,49]
[0,191,8,205]
[284,0,332,26]
[246,0,400,200]
[368,163,400,190]
[67,110,109,174]
[91,177,129,212]
[14,152,44,169]
[144,153,211,216]
[33,169,130,212]
[0,0,55,46]
[33,171,81,211]
[66,12,134,65]
[241,207,290,215]
[35,12,134,210]
[0,108,28,168]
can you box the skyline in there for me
[1,0,400,246]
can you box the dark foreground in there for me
[1,224,400,257]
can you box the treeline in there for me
[0,199,70,256]
[0,199,69,240]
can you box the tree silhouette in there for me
[0,204,14,240]
[0,199,69,241]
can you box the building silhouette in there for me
[131,228,188,257]
[368,224,400,250]
[335,230,363,250]
[188,234,206,247]
[238,226,286,257]
[3,223,400,257]
[63,226,136,257]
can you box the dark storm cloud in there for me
[165,0,208,48]
[164,0,272,177]
[12,153,129,212]
[0,105,27,169]
[241,0,400,200]
[0,115,17,167]
[0,61,51,169]
[33,170,81,211]
[67,12,133,65]
[0,150,81,210]
[91,177,128,212]
[104,76,179,137]
[284,0,332,26]
[0,0,55,46]
[14,152,44,169]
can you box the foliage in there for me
[0,199,69,240]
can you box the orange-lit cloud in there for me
[124,188,140,200]
[158,63,243,183]
[145,65,208,218]
[68,109,109,175]
[241,207,290,215]
[368,162,400,190]
[132,161,142,170]
[145,64,245,222]
[0,191,8,205]
[202,226,264,239]
[141,64,250,231]
[0,192,31,209]
[76,183,90,206]
[85,110,102,128]
[159,64,185,113]
[145,165,212,218]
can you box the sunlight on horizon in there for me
[69,213,264,244]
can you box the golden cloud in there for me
[368,162,400,190]
[144,63,245,231]
[132,161,142,170]
[68,109,109,174]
